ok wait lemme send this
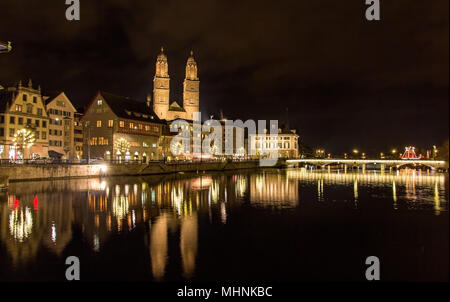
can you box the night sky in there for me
[0,0,448,155]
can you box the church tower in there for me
[183,50,200,120]
[153,47,170,120]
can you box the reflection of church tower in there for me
[150,214,169,280]
[153,47,170,120]
[183,51,200,120]
[180,213,198,278]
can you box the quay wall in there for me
[1,161,275,182]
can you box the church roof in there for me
[187,50,196,64]
[97,91,164,124]
[168,101,186,112]
[157,46,167,61]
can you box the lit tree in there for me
[13,128,36,159]
[114,138,130,154]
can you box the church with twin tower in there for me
[152,47,199,121]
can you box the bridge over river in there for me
[285,158,447,170]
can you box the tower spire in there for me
[183,49,200,119]
[153,47,170,119]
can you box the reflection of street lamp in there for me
[0,41,12,53]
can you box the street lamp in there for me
[432,145,438,160]
[0,41,12,54]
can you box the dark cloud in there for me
[0,0,448,155]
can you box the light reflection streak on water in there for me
[9,207,33,242]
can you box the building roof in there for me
[44,91,64,105]
[44,91,77,112]
[98,91,164,124]
[169,101,186,112]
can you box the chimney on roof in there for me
[146,93,151,107]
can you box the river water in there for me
[0,168,448,281]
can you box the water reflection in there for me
[287,168,447,211]
[250,172,299,208]
[0,168,448,280]
[9,206,33,242]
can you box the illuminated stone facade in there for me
[44,92,77,160]
[0,80,50,159]
[81,91,164,162]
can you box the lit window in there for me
[129,122,134,129]
[119,121,124,127]
[108,120,113,127]
[90,137,98,145]
[97,99,102,106]
[15,105,22,112]
[96,120,102,127]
